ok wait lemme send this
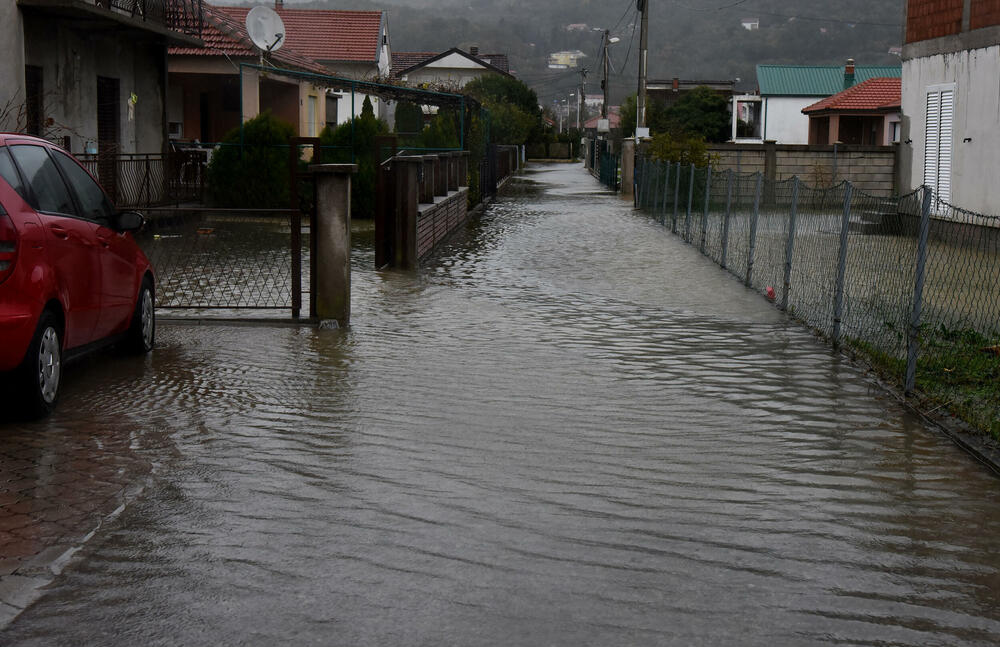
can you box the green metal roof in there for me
[756,64,902,97]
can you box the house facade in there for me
[899,0,1000,212]
[802,78,902,146]
[733,62,901,144]
[215,3,391,126]
[1,0,203,155]
[392,48,512,90]
[168,3,335,144]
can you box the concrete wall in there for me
[708,143,898,196]
[761,97,814,144]
[900,44,1000,214]
[21,16,165,154]
[0,4,25,127]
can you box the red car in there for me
[0,134,154,417]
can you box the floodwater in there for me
[3,164,1000,645]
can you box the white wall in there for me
[901,45,1000,215]
[762,97,814,144]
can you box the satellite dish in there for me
[246,5,285,53]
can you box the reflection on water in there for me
[4,165,1000,646]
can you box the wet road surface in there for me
[2,164,1000,645]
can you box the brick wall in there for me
[971,0,1000,29]
[707,144,897,196]
[906,0,964,43]
[417,188,468,260]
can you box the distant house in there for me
[167,3,336,143]
[732,60,902,144]
[213,2,390,126]
[392,47,512,89]
[547,50,587,69]
[741,18,760,31]
[802,77,901,146]
[1,0,203,155]
[900,0,1000,213]
[647,78,736,108]
[584,106,621,137]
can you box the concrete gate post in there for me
[459,151,470,187]
[309,163,358,327]
[621,139,636,199]
[393,156,423,269]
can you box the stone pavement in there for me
[0,422,153,627]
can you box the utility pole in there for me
[578,68,587,131]
[602,31,610,120]
[636,0,649,132]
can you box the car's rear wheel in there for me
[123,277,155,354]
[19,311,62,418]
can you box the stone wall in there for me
[707,143,898,196]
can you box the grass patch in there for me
[849,326,1000,439]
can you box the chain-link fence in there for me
[635,156,1000,437]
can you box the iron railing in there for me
[78,151,205,208]
[90,0,203,37]
[634,156,1000,436]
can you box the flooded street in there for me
[3,164,1000,645]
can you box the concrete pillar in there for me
[421,156,436,203]
[393,156,422,269]
[621,139,635,198]
[446,152,459,192]
[763,140,777,182]
[240,68,261,122]
[433,155,447,196]
[309,164,357,327]
[459,151,469,187]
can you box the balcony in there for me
[17,0,204,46]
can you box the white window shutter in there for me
[923,86,955,204]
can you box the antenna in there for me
[246,6,285,54]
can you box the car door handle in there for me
[48,225,68,239]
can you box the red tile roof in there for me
[169,3,331,74]
[802,77,902,114]
[584,111,622,129]
[217,6,384,63]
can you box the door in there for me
[9,144,102,348]
[52,149,135,338]
[97,76,120,203]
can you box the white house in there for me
[732,61,901,144]
[392,48,512,90]
[899,0,1000,213]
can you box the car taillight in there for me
[0,206,17,285]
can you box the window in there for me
[924,85,955,203]
[25,66,43,136]
[9,145,77,215]
[0,148,29,203]
[53,150,114,223]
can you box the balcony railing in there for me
[91,0,203,37]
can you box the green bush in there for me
[206,111,295,208]
[318,96,389,219]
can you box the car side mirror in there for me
[114,211,145,232]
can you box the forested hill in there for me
[220,0,906,106]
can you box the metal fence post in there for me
[721,169,733,270]
[905,187,933,394]
[745,173,763,287]
[660,162,671,226]
[700,165,712,254]
[652,161,662,215]
[832,183,855,348]
[685,163,695,242]
[781,177,799,311]
[672,161,681,234]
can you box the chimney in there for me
[470,46,479,57]
[844,58,856,89]
[672,77,679,92]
